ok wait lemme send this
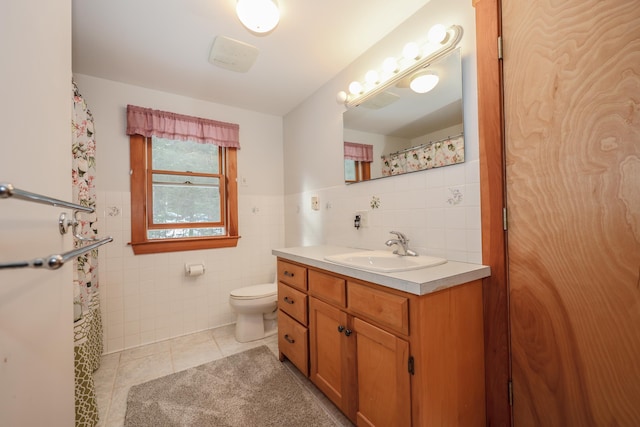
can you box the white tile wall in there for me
[97,190,285,354]
[285,160,482,264]
[97,162,481,355]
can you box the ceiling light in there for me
[236,0,280,34]
[410,72,439,93]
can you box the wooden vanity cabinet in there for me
[277,258,486,427]
[308,272,412,425]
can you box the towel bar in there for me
[0,236,113,270]
[0,183,93,213]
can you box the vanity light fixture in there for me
[409,71,439,93]
[349,81,364,96]
[402,42,421,60]
[236,0,280,34]
[382,57,399,74]
[365,70,380,85]
[427,24,448,44]
[337,24,462,108]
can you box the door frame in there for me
[473,0,512,425]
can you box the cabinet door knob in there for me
[337,325,345,333]
[283,296,295,304]
[284,334,295,344]
[344,329,353,337]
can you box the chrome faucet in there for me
[385,231,418,256]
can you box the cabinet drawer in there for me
[277,260,307,291]
[308,270,346,308]
[278,282,308,325]
[347,281,409,335]
[278,310,309,376]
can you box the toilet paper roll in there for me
[185,263,205,276]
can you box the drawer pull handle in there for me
[284,271,294,277]
[283,296,295,304]
[337,325,345,333]
[284,334,295,344]
[344,329,353,337]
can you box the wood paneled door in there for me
[502,0,640,424]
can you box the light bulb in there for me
[236,0,280,33]
[365,70,379,85]
[427,24,448,44]
[410,72,439,93]
[336,91,348,104]
[348,81,363,95]
[402,42,420,60]
[382,57,398,74]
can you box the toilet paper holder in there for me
[185,263,205,276]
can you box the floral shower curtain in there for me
[72,79,101,427]
[381,134,465,176]
[72,80,99,312]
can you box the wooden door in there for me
[353,317,411,427]
[502,0,640,424]
[309,297,352,416]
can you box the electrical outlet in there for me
[311,196,319,211]
[356,210,368,228]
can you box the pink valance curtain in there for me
[344,142,373,162]
[126,104,240,148]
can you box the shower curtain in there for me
[72,79,102,427]
[380,135,465,176]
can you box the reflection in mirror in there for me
[343,48,463,183]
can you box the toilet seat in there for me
[230,283,277,300]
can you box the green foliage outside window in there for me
[149,137,225,238]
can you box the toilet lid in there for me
[230,283,277,299]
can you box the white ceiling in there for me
[72,0,432,117]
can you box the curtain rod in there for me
[384,132,464,158]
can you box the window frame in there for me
[129,134,239,254]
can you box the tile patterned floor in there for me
[93,324,353,427]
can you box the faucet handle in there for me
[389,231,408,241]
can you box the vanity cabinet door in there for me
[353,317,411,427]
[309,297,355,418]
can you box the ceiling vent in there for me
[208,36,259,73]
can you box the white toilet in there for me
[229,282,278,342]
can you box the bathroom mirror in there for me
[343,48,464,183]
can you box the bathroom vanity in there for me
[273,246,491,426]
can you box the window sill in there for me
[130,236,240,255]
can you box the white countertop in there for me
[272,245,491,296]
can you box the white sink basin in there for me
[324,250,447,273]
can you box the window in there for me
[344,159,371,183]
[127,105,239,254]
[344,142,373,183]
